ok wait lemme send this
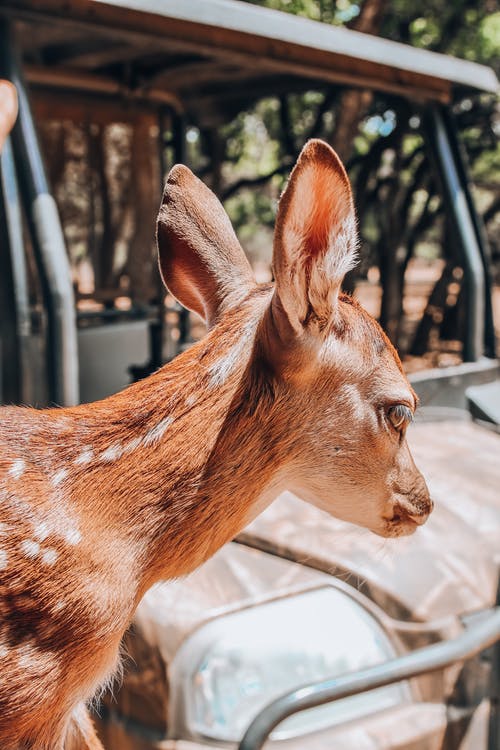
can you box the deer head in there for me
[158,139,432,540]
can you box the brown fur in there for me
[0,140,431,748]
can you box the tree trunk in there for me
[92,125,115,296]
[330,0,387,161]
[127,116,158,307]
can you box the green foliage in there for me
[248,0,360,24]
[194,0,499,353]
[479,12,500,64]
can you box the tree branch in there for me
[221,160,292,201]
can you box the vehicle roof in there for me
[3,0,498,125]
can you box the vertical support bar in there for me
[424,105,485,362]
[0,136,31,403]
[0,19,79,405]
[0,138,22,403]
[442,108,496,358]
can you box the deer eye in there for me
[387,404,413,432]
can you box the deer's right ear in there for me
[157,165,255,328]
[272,140,358,336]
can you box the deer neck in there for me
[66,287,281,592]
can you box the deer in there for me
[0,139,432,749]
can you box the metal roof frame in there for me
[1,0,498,112]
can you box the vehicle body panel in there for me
[94,420,500,748]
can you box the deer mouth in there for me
[376,498,434,538]
[393,508,430,527]
[374,517,420,539]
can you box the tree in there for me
[190,0,499,360]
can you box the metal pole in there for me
[0,19,79,405]
[441,108,496,358]
[0,137,21,403]
[239,608,500,750]
[0,136,31,403]
[424,105,485,362]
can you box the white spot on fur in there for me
[186,394,197,407]
[142,416,174,446]
[0,643,8,659]
[75,446,94,465]
[34,522,50,542]
[53,600,65,613]
[4,493,32,519]
[17,643,39,670]
[319,335,342,362]
[46,506,81,546]
[101,443,123,462]
[20,539,40,558]
[0,549,7,569]
[17,641,61,677]
[337,383,366,421]
[208,320,255,387]
[123,436,142,453]
[51,468,68,486]
[64,528,81,545]
[319,336,364,368]
[41,548,58,565]
[17,646,36,669]
[8,459,25,480]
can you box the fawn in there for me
[0,140,432,749]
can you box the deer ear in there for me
[272,139,358,335]
[157,165,255,328]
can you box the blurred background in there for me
[29,0,499,372]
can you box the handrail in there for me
[238,607,500,750]
[0,136,31,403]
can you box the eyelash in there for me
[386,404,414,432]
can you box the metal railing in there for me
[239,607,500,750]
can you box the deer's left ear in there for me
[272,139,358,335]
[157,164,256,328]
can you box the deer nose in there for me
[398,496,434,525]
[390,495,434,526]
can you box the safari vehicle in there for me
[0,1,499,749]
